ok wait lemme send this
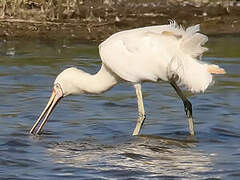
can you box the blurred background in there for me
[0,0,240,41]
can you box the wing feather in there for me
[99,22,214,92]
[99,27,174,82]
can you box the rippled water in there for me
[0,36,240,179]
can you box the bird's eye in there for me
[55,83,61,89]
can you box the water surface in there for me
[0,36,240,179]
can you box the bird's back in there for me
[99,21,213,92]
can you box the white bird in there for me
[30,21,225,136]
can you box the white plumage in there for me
[100,21,211,92]
[30,21,225,136]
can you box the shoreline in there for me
[0,0,240,42]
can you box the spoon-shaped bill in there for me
[30,85,63,135]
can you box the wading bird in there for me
[30,21,225,136]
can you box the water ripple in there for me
[0,37,240,179]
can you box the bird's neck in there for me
[78,64,118,94]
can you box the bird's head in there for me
[30,67,85,135]
[54,67,86,96]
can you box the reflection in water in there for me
[48,136,215,178]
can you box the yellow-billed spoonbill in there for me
[30,21,225,136]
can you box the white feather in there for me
[99,21,212,93]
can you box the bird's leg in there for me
[132,83,146,136]
[170,78,195,136]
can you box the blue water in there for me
[0,36,240,179]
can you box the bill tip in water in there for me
[29,83,63,135]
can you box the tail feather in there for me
[186,24,200,34]
[168,55,213,93]
[168,22,208,58]
[181,28,208,58]
[167,21,225,93]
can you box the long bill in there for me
[30,88,62,135]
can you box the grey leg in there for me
[132,83,146,136]
[170,79,195,136]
